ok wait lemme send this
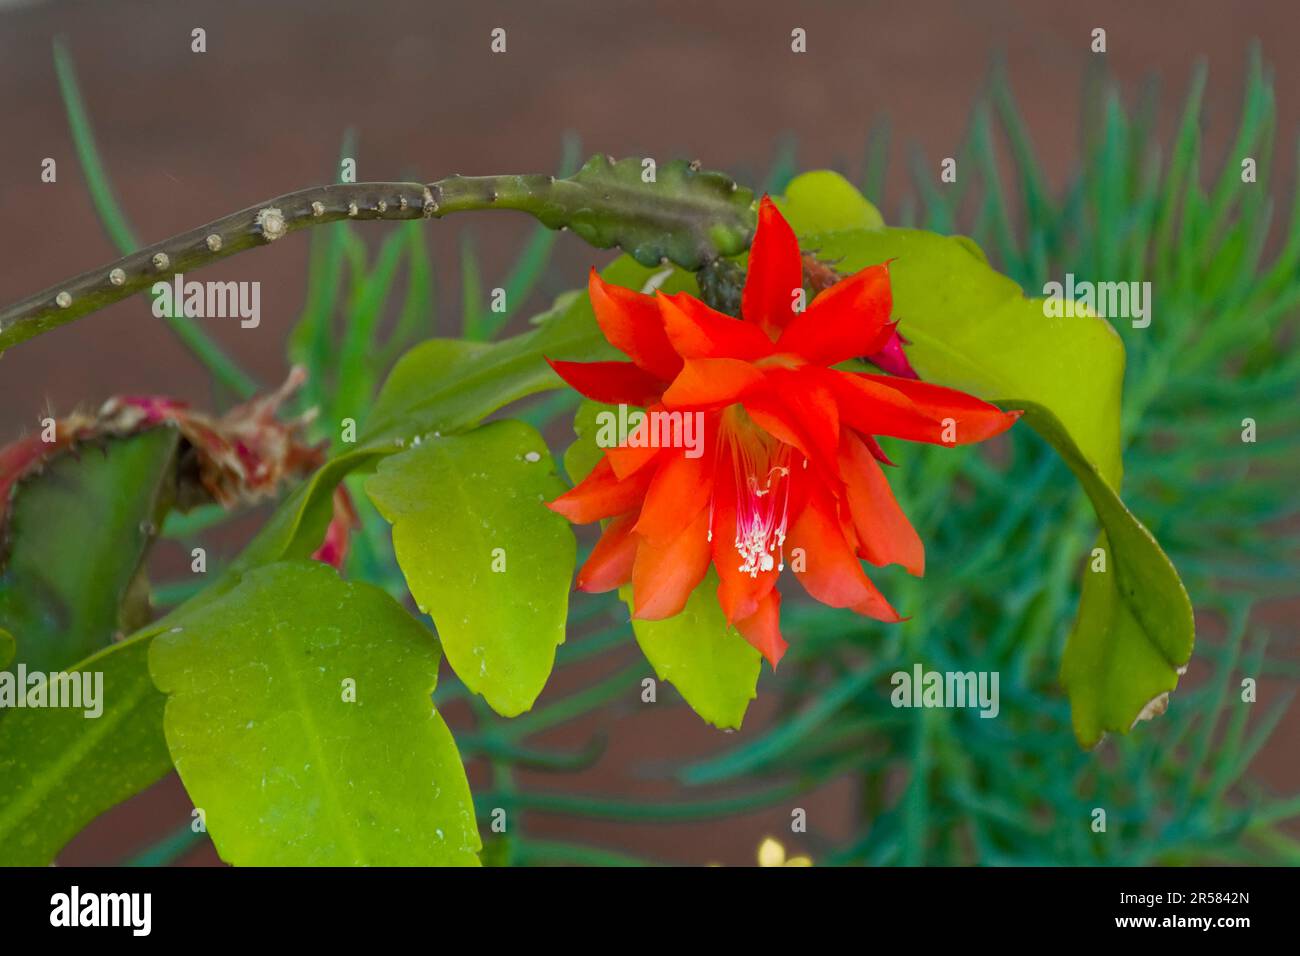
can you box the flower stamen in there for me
[727,423,793,577]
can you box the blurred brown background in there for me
[0,0,1295,865]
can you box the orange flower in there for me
[547,198,1020,666]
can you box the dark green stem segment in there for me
[0,156,757,354]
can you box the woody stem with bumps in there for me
[0,176,566,351]
[9,177,613,354]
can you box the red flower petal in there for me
[605,442,662,480]
[786,485,903,623]
[742,196,804,337]
[824,368,945,442]
[635,444,715,544]
[742,368,840,482]
[661,358,765,408]
[857,374,1022,444]
[657,291,774,361]
[604,404,671,480]
[546,358,665,406]
[840,432,924,575]
[859,433,897,467]
[547,457,653,524]
[735,589,788,668]
[631,507,713,620]
[576,513,638,592]
[588,269,682,381]
[777,263,894,365]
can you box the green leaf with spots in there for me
[149,560,480,866]
[0,429,180,672]
[780,171,1193,747]
[0,634,171,865]
[366,420,576,717]
[622,572,761,731]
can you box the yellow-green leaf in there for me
[366,420,576,717]
[149,561,480,866]
[622,573,761,731]
[0,635,170,865]
[774,169,885,234]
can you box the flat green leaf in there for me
[780,171,1194,747]
[0,429,180,672]
[622,572,761,731]
[0,634,170,865]
[0,628,13,669]
[1029,405,1195,745]
[774,170,885,234]
[366,420,576,717]
[149,561,480,866]
[365,338,498,443]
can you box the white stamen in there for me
[731,436,792,578]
